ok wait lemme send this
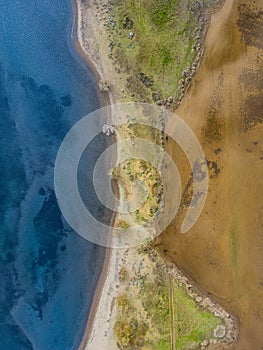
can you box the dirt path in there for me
[158,0,263,349]
[168,272,177,350]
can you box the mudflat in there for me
[158,0,263,349]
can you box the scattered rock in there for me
[122,15,134,29]
[214,325,226,339]
[98,80,110,92]
[152,91,163,102]
[201,339,209,347]
[139,72,154,87]
[182,67,191,78]
[102,123,114,136]
[179,79,185,86]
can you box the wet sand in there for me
[157,0,263,349]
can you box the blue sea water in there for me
[0,0,106,349]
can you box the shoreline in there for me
[71,0,113,107]
[72,0,120,348]
[73,0,238,349]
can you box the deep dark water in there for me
[0,1,105,349]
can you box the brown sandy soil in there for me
[157,0,263,349]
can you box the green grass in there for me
[111,0,200,100]
[143,280,170,334]
[154,339,170,350]
[173,280,222,349]
[138,275,222,349]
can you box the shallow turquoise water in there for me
[0,1,105,349]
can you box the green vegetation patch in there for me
[173,280,221,349]
[114,294,149,349]
[114,248,223,349]
[110,0,201,100]
[112,158,163,224]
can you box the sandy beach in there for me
[73,1,133,348]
